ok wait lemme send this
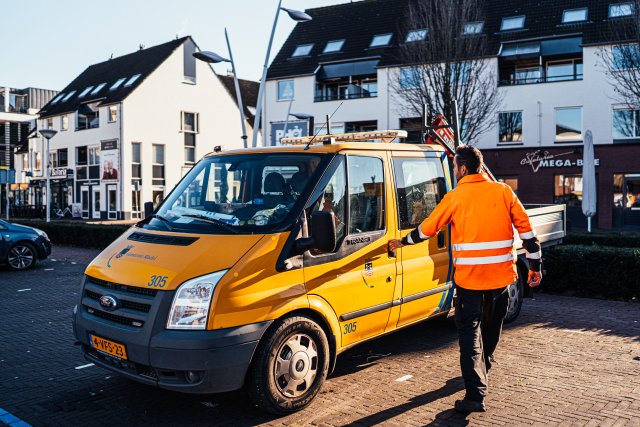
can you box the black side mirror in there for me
[144,201,154,219]
[297,211,337,253]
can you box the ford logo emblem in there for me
[99,295,118,311]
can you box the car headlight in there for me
[166,270,227,330]
[35,229,49,240]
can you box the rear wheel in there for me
[504,268,525,323]
[247,315,329,414]
[7,242,37,271]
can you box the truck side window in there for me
[309,157,347,243]
[348,156,385,234]
[393,156,446,230]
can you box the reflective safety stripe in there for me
[454,253,515,265]
[519,230,536,240]
[406,233,414,244]
[527,250,542,259]
[452,239,514,251]
[418,227,429,240]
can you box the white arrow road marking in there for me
[75,363,95,370]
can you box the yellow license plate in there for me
[90,334,128,360]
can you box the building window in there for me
[58,149,68,167]
[555,107,582,141]
[62,91,76,102]
[152,144,165,186]
[400,67,421,89]
[614,174,640,208]
[562,8,588,23]
[91,83,107,95]
[124,74,141,87]
[405,29,427,43]
[49,151,58,168]
[499,111,523,143]
[450,62,471,85]
[612,44,640,70]
[613,108,640,138]
[46,118,53,129]
[50,94,64,105]
[291,44,313,57]
[547,60,583,81]
[77,103,99,130]
[35,152,41,171]
[76,146,88,165]
[78,86,93,98]
[554,174,583,206]
[370,33,392,47]
[184,133,196,164]
[277,80,294,101]
[108,105,118,122]
[61,115,68,131]
[500,16,525,31]
[132,142,141,185]
[610,2,634,17]
[110,78,126,91]
[497,177,519,194]
[323,40,345,53]
[464,22,484,35]
[181,112,199,133]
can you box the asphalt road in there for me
[1,247,639,426]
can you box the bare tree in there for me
[392,0,502,145]
[597,0,640,106]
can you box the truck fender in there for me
[307,295,342,375]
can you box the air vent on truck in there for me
[128,232,199,246]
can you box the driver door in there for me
[303,152,398,347]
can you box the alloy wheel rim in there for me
[273,333,319,398]
[8,246,34,270]
[507,282,520,316]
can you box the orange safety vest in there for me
[415,174,538,291]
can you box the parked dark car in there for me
[0,219,52,271]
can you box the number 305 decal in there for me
[147,275,168,288]
[343,321,357,335]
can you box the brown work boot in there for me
[454,398,486,413]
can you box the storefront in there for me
[483,143,640,230]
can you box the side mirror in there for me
[297,211,337,253]
[144,201,154,219]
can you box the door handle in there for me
[437,233,446,249]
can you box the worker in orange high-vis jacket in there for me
[389,145,542,414]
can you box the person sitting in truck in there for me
[389,145,542,414]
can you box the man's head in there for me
[453,145,483,181]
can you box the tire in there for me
[7,242,38,271]
[504,267,525,324]
[246,315,329,414]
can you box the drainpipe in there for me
[537,101,542,146]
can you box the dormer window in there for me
[323,40,345,53]
[292,44,313,57]
[370,33,392,47]
[562,8,588,23]
[110,78,126,91]
[464,22,484,35]
[609,2,634,17]
[405,29,427,43]
[501,16,525,31]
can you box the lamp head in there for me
[281,7,312,22]
[193,51,230,64]
[39,129,57,140]
[290,112,312,120]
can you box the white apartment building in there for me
[33,36,251,220]
[264,0,640,229]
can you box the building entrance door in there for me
[92,187,101,219]
[107,185,117,220]
[80,186,90,219]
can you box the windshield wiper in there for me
[147,214,175,231]
[181,214,239,234]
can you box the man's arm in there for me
[505,185,542,286]
[389,192,454,250]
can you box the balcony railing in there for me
[499,73,583,86]
[314,91,378,102]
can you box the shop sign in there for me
[520,150,599,173]
[270,121,309,146]
[51,167,68,178]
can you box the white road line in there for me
[44,268,54,271]
[75,363,95,370]
[17,289,31,292]
[395,375,413,382]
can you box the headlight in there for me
[166,270,227,330]
[35,229,49,240]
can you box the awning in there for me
[541,37,582,56]
[316,59,379,80]
[499,42,540,59]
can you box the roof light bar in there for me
[281,130,408,145]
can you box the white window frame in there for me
[555,106,583,142]
[500,16,526,31]
[400,67,421,89]
[370,33,393,47]
[291,44,313,57]
[152,144,166,187]
[562,8,588,23]
[108,105,118,123]
[46,118,53,129]
[277,80,294,101]
[609,2,634,17]
[61,115,68,131]
[497,111,524,144]
[323,40,345,53]
[180,111,199,133]
[612,107,640,139]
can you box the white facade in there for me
[31,39,248,220]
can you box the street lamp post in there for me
[193,28,248,149]
[39,129,57,223]
[252,1,312,148]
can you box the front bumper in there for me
[35,236,52,259]
[72,277,272,393]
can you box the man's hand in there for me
[528,270,542,287]
[388,239,404,252]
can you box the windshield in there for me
[147,153,323,234]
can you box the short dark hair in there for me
[455,145,483,174]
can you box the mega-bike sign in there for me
[520,150,600,173]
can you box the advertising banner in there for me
[101,140,119,182]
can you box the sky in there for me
[2,0,352,91]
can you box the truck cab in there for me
[72,130,565,414]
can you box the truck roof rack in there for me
[281,130,408,145]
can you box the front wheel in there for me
[7,242,37,271]
[504,269,525,323]
[246,316,329,414]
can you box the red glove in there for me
[528,270,542,287]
